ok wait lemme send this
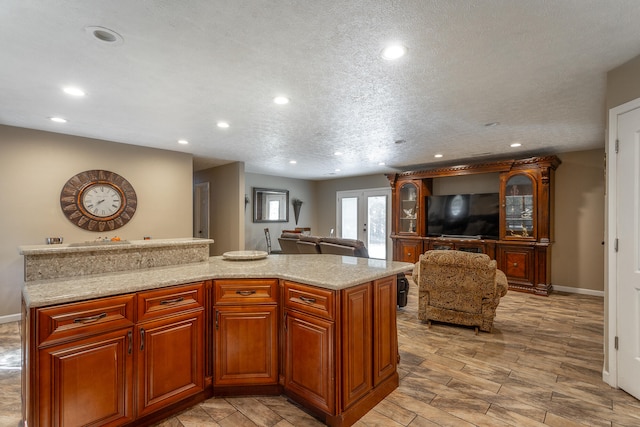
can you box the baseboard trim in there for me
[553,285,604,297]
[0,313,21,324]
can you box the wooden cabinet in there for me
[283,280,336,414]
[283,278,399,426]
[341,283,372,408]
[24,282,205,427]
[135,283,205,417]
[213,279,279,391]
[24,274,402,427]
[32,294,136,427]
[395,238,423,264]
[372,276,398,386]
[388,155,560,295]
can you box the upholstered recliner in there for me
[413,250,508,334]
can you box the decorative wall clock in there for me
[60,170,137,231]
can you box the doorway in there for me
[336,188,391,260]
[194,182,209,239]
[606,97,640,399]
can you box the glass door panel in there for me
[366,195,387,259]
[341,197,358,240]
[504,174,535,238]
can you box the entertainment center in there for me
[387,155,561,295]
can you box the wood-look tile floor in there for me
[2,282,640,426]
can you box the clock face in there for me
[81,183,123,218]
[60,170,137,232]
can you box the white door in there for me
[337,188,391,260]
[615,105,640,399]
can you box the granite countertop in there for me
[22,254,414,308]
[19,237,214,255]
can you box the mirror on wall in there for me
[253,187,289,222]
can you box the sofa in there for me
[277,234,368,257]
[413,250,508,333]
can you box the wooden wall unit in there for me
[387,155,560,295]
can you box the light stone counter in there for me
[19,237,214,282]
[22,254,414,308]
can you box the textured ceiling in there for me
[1,1,639,179]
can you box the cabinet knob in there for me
[513,262,518,267]
[407,253,411,257]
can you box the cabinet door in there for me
[285,309,335,414]
[136,310,204,417]
[372,276,397,386]
[397,182,420,235]
[38,328,134,427]
[341,283,372,409]
[214,305,278,386]
[501,172,537,240]
[396,238,423,263]
[497,245,535,287]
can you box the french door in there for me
[336,188,391,260]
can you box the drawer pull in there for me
[128,330,132,355]
[73,312,107,324]
[160,296,184,305]
[299,296,316,304]
[235,290,257,296]
[140,328,145,351]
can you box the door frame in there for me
[604,96,640,388]
[336,187,392,260]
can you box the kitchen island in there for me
[21,240,413,427]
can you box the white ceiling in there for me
[1,1,639,180]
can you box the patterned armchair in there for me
[413,250,508,334]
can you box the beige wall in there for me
[244,173,317,252]
[0,125,193,318]
[553,150,605,291]
[195,162,245,256]
[607,53,640,111]
[315,174,390,238]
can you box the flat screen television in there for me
[426,193,500,239]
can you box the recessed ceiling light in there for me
[85,26,124,45]
[289,160,297,164]
[335,169,341,172]
[63,87,86,97]
[334,151,343,156]
[178,139,189,145]
[378,162,386,166]
[484,122,500,127]
[510,142,522,148]
[381,44,407,60]
[217,121,230,128]
[273,96,289,105]
[434,154,443,158]
[50,117,67,123]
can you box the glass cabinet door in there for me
[504,174,535,238]
[398,182,419,234]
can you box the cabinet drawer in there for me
[214,279,278,305]
[284,281,335,320]
[37,294,135,346]
[137,282,204,322]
